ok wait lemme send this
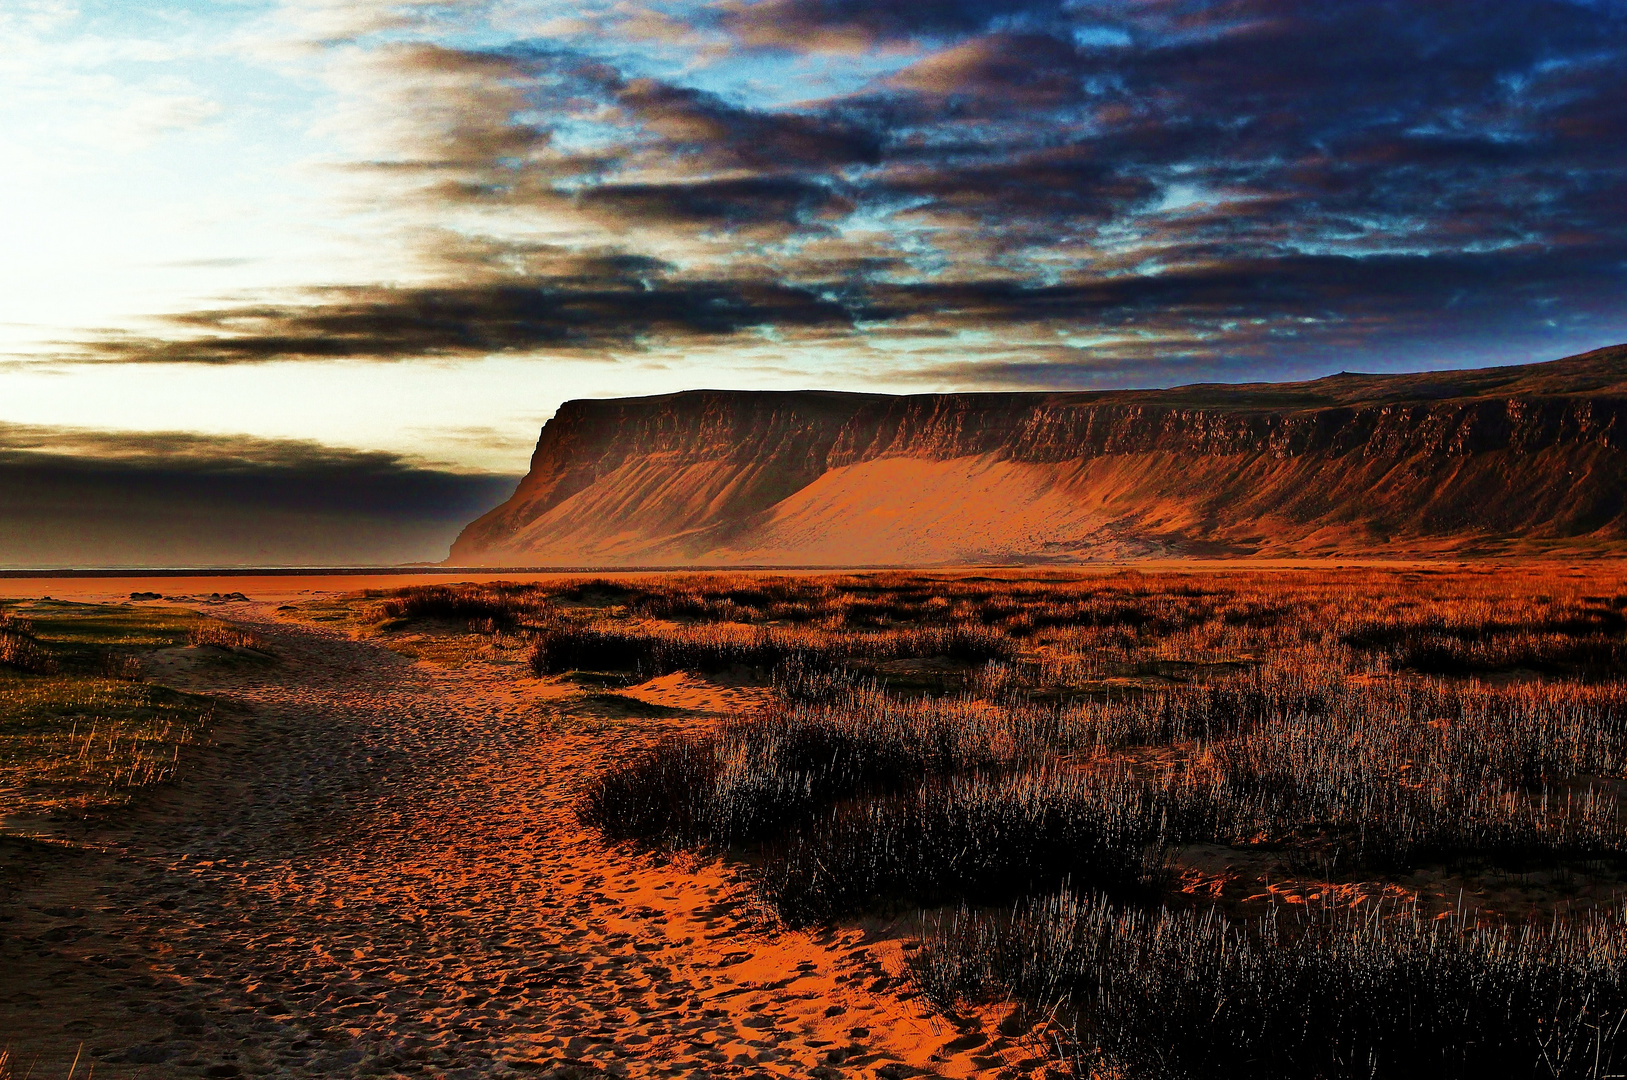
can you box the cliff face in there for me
[450,345,1627,565]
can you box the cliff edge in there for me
[450,345,1627,565]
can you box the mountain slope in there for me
[450,345,1627,565]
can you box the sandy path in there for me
[1,608,1034,1079]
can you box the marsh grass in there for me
[526,618,1015,681]
[0,601,220,818]
[370,567,1627,1075]
[368,582,557,630]
[186,621,265,651]
[0,614,58,676]
[912,891,1627,1080]
[368,567,1627,685]
[396,569,1627,886]
[1153,676,1627,867]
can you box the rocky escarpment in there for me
[450,345,1627,565]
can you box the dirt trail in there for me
[1,607,1033,1079]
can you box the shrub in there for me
[187,621,264,651]
[370,583,555,629]
[764,769,1170,925]
[0,613,57,675]
[913,891,1627,1080]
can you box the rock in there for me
[450,344,1627,566]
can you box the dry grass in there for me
[0,1044,87,1080]
[913,891,1627,1080]
[363,566,1627,1077]
[364,569,1627,887]
[360,566,1627,677]
[186,621,265,651]
[0,613,58,676]
[0,601,221,819]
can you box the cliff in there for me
[450,345,1627,565]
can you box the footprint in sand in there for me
[1,604,1027,1079]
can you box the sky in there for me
[3,0,1626,563]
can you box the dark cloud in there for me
[872,245,1627,338]
[358,43,560,174]
[884,31,1088,105]
[575,176,850,233]
[69,0,1627,381]
[330,43,880,236]
[82,276,859,363]
[72,241,1621,372]
[881,145,1159,229]
[718,0,1070,51]
[609,76,883,172]
[0,426,518,567]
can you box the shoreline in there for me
[1,557,1618,604]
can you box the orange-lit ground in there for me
[0,558,1496,604]
[0,574,559,604]
[0,595,1019,1078]
[10,565,1627,1077]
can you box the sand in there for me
[0,559,1497,608]
[0,600,1033,1079]
[0,574,569,604]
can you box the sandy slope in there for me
[0,605,1029,1079]
[452,347,1627,566]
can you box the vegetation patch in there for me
[913,891,1627,1080]
[0,601,230,818]
[364,567,1627,1076]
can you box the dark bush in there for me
[0,614,57,675]
[764,770,1170,925]
[913,892,1627,1080]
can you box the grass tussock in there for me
[762,769,1170,924]
[368,582,557,631]
[580,688,1086,845]
[526,618,1014,680]
[579,689,1166,921]
[913,892,1627,1080]
[186,620,265,651]
[0,613,59,675]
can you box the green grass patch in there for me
[5,599,199,671]
[0,601,225,819]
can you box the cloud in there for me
[717,0,1071,52]
[0,424,519,567]
[73,276,859,362]
[575,176,851,235]
[608,75,884,172]
[884,31,1089,105]
[51,0,1627,383]
[67,238,1623,374]
[119,91,222,137]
